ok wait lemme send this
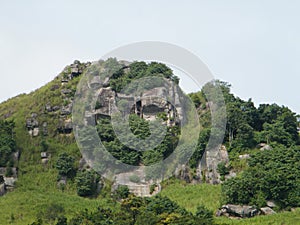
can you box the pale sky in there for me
[0,1,299,113]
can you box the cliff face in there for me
[197,145,229,184]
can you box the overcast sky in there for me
[0,1,299,113]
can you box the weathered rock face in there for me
[92,79,182,127]
[26,113,39,136]
[112,167,161,197]
[58,118,73,134]
[0,168,17,196]
[61,103,73,116]
[217,204,260,218]
[0,183,5,196]
[197,145,230,184]
[260,207,276,215]
[174,164,191,183]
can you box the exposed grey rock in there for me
[219,204,259,218]
[198,145,229,184]
[26,118,39,129]
[32,127,39,137]
[57,176,67,187]
[42,158,49,165]
[31,113,38,118]
[260,207,276,215]
[50,84,60,91]
[61,103,72,115]
[113,167,161,197]
[0,167,17,178]
[45,103,52,112]
[52,106,60,111]
[4,177,16,187]
[239,154,250,160]
[257,143,272,151]
[61,89,72,95]
[58,118,73,134]
[90,76,102,89]
[103,77,110,87]
[175,164,191,183]
[26,113,39,136]
[261,145,272,151]
[13,151,20,161]
[79,158,89,169]
[42,122,48,136]
[41,152,47,159]
[266,200,276,208]
[225,171,237,180]
[94,87,116,115]
[61,79,69,84]
[0,183,5,196]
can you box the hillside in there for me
[0,59,300,225]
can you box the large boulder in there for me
[4,177,17,188]
[260,207,276,215]
[218,204,259,218]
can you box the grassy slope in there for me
[161,180,300,225]
[0,166,116,224]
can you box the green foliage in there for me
[113,185,130,200]
[217,162,229,176]
[56,215,67,225]
[40,139,49,152]
[109,61,178,92]
[75,170,100,197]
[55,152,75,178]
[37,203,65,224]
[189,128,210,168]
[1,58,300,225]
[150,183,158,194]
[195,205,214,224]
[0,120,16,167]
[222,146,300,209]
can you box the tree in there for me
[75,170,100,197]
[195,205,214,224]
[113,185,130,200]
[56,215,67,225]
[0,120,15,167]
[55,152,75,178]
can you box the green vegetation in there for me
[0,120,16,167]
[109,61,179,92]
[75,170,100,197]
[0,59,299,224]
[222,146,300,209]
[55,152,76,178]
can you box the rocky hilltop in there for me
[0,59,228,199]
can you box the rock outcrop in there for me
[217,204,260,218]
[197,145,230,184]
[260,207,276,215]
[112,167,161,197]
[26,113,39,137]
